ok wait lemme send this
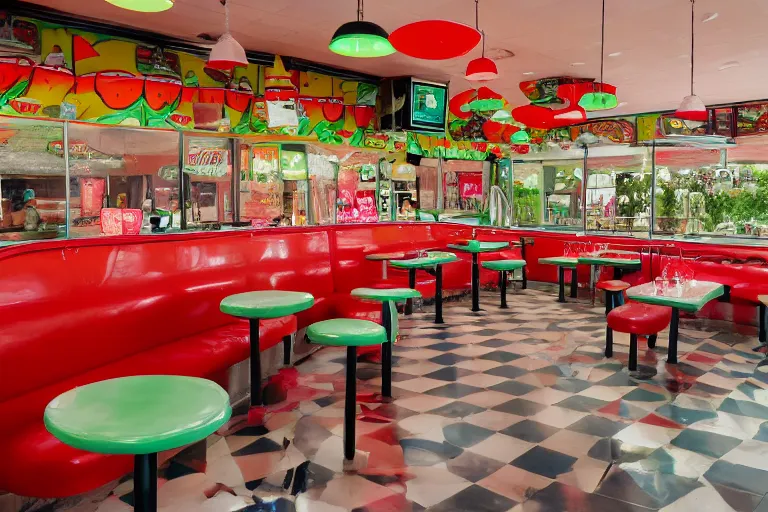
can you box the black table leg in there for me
[667,307,679,364]
[435,264,444,324]
[605,326,613,358]
[381,301,392,398]
[629,334,638,371]
[760,304,767,344]
[344,346,357,461]
[471,253,480,312]
[613,267,623,280]
[570,268,578,298]
[283,335,292,366]
[648,334,657,348]
[500,270,508,309]
[520,243,528,290]
[405,269,416,315]
[557,266,566,303]
[134,453,157,512]
[604,291,612,316]
[249,318,262,406]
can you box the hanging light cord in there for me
[599,0,605,93]
[222,0,230,34]
[358,0,364,22]
[690,0,695,95]
[475,0,485,57]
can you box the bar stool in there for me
[606,303,672,371]
[481,260,527,308]
[538,257,578,303]
[220,291,314,407]
[597,280,630,357]
[307,319,386,460]
[45,376,231,512]
[351,287,421,398]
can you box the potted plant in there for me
[615,172,650,232]
[657,182,684,233]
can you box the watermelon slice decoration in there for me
[353,105,375,128]
[144,76,182,111]
[0,57,34,93]
[321,99,344,122]
[449,89,476,120]
[198,88,226,104]
[94,72,144,110]
[225,90,252,113]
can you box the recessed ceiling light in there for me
[522,71,535,75]
[719,61,740,71]
[608,52,622,57]
[570,62,585,66]
[618,102,628,107]
[701,12,719,23]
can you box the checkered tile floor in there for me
[26,288,768,512]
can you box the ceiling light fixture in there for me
[522,71,535,75]
[718,61,740,71]
[571,62,585,66]
[208,0,248,70]
[675,0,707,128]
[579,0,618,111]
[329,0,395,58]
[608,52,622,57]
[465,0,498,81]
[105,0,174,12]
[701,12,718,23]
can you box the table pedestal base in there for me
[667,308,679,365]
[134,453,158,512]
[471,253,480,312]
[344,346,357,461]
[249,319,263,407]
[381,301,393,398]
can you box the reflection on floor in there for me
[18,288,768,512]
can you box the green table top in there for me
[627,280,725,312]
[390,251,459,269]
[365,252,409,261]
[307,319,387,347]
[482,260,527,271]
[352,287,421,302]
[538,256,579,267]
[447,241,510,253]
[220,290,314,319]
[577,251,641,267]
[44,376,231,455]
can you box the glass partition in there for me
[183,134,234,229]
[306,144,338,225]
[334,149,384,223]
[511,162,543,226]
[239,140,283,226]
[586,145,652,236]
[0,117,67,242]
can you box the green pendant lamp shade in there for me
[579,91,618,111]
[105,0,174,12]
[330,21,395,58]
[511,130,530,144]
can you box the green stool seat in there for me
[539,257,579,303]
[220,290,315,407]
[391,252,459,321]
[449,242,510,312]
[307,319,386,461]
[45,376,230,512]
[352,288,421,398]
[482,260,527,309]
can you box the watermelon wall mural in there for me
[0,10,378,146]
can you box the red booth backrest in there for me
[0,229,336,408]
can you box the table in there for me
[447,241,510,312]
[366,252,410,280]
[220,290,314,406]
[44,375,231,512]
[352,287,421,397]
[391,251,459,323]
[538,257,579,303]
[627,280,724,364]
[578,250,642,279]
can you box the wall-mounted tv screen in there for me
[410,80,448,131]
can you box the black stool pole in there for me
[629,334,638,371]
[249,319,262,406]
[570,268,578,298]
[760,303,767,344]
[344,346,357,460]
[557,266,566,303]
[668,308,680,364]
[435,264,444,324]
[283,335,292,365]
[500,270,508,308]
[134,453,157,512]
[381,301,393,398]
[471,253,480,312]
[405,269,416,315]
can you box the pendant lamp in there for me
[330,0,395,58]
[511,130,530,144]
[578,0,617,111]
[105,0,174,12]
[208,0,248,70]
[465,0,497,81]
[674,0,707,128]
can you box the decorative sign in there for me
[186,147,228,177]
[251,145,280,182]
[100,208,142,236]
[736,102,768,136]
[458,172,483,200]
[280,149,307,181]
[79,177,105,217]
[571,119,635,144]
[355,190,378,223]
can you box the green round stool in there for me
[351,287,421,397]
[307,319,386,461]
[44,375,231,512]
[220,291,314,407]
[481,260,527,308]
[538,257,579,303]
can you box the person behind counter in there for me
[22,189,41,231]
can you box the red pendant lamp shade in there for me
[466,57,497,81]
[208,1,248,70]
[389,20,480,60]
[675,0,707,125]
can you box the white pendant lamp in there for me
[675,0,707,128]
[208,0,248,70]
[105,0,174,12]
[465,0,497,81]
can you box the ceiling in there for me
[22,0,768,117]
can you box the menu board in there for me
[411,82,447,130]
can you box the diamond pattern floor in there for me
[17,288,768,512]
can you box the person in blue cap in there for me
[22,189,40,231]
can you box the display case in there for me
[182,134,235,229]
[334,149,383,224]
[239,140,283,226]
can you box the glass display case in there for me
[183,134,235,229]
[334,149,383,224]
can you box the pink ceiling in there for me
[23,0,768,116]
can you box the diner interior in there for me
[3,1,768,512]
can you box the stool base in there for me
[134,453,157,512]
